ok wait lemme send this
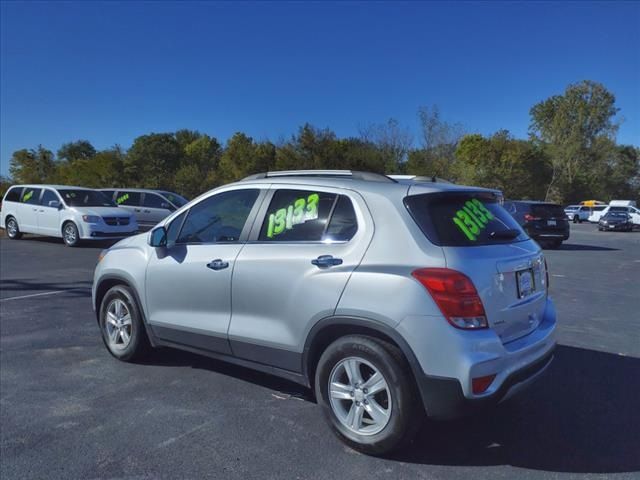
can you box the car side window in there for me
[176,189,259,244]
[101,190,116,201]
[143,193,170,209]
[40,189,59,207]
[258,189,338,242]
[21,188,42,205]
[166,211,187,244]
[4,187,22,202]
[115,191,141,206]
[324,195,358,241]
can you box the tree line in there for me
[3,80,639,204]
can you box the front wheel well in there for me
[304,322,415,393]
[94,278,130,321]
[61,219,76,233]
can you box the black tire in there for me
[573,215,579,224]
[99,285,151,362]
[315,335,422,455]
[62,221,80,247]
[5,216,23,239]
[550,240,562,249]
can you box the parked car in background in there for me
[564,205,592,223]
[93,170,556,454]
[99,189,188,230]
[598,211,634,232]
[1,185,138,246]
[589,201,640,226]
[504,201,570,248]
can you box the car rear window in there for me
[404,192,528,246]
[530,204,565,218]
[4,187,22,203]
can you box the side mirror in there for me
[49,200,61,209]
[149,226,167,247]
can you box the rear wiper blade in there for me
[489,229,520,240]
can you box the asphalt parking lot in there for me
[1,224,639,480]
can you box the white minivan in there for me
[1,185,138,246]
[99,188,188,230]
[588,200,640,226]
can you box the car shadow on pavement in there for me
[392,345,640,474]
[139,347,315,400]
[559,243,619,251]
[139,343,639,474]
[23,236,120,249]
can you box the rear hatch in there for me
[405,189,548,344]
[527,203,568,233]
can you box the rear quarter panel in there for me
[334,188,447,326]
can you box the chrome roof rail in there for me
[242,170,396,183]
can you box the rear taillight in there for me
[412,268,488,329]
[524,213,541,222]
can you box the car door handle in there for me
[311,255,343,268]
[206,259,229,271]
[134,208,141,212]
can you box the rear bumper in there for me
[417,347,554,419]
[398,297,557,419]
[527,230,570,241]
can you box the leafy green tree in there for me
[596,144,640,202]
[54,147,126,188]
[529,80,619,202]
[57,140,96,162]
[455,131,551,199]
[0,175,12,199]
[124,133,182,189]
[218,133,276,183]
[275,124,340,171]
[359,118,413,173]
[9,146,56,184]
[406,106,464,179]
[175,129,203,151]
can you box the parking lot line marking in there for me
[0,290,65,302]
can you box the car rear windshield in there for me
[530,204,565,218]
[58,189,115,207]
[404,192,528,246]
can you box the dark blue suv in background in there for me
[504,201,570,249]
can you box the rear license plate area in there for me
[547,220,557,226]
[516,269,535,299]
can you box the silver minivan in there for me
[99,189,188,230]
[92,171,556,454]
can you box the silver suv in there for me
[92,170,556,454]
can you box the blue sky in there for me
[1,1,639,175]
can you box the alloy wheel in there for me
[328,357,392,436]
[105,298,133,351]
[64,224,77,245]
[7,219,18,237]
